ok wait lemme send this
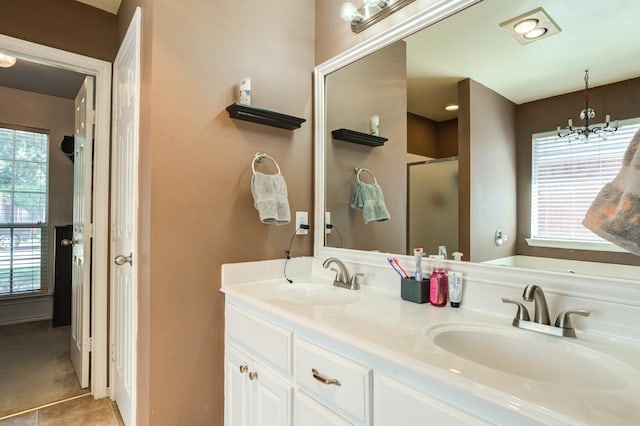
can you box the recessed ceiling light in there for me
[524,27,547,39]
[513,19,538,34]
[499,7,560,45]
[445,104,459,111]
[0,53,17,68]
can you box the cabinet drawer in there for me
[226,304,292,375]
[295,338,372,424]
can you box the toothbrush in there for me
[387,257,405,278]
[391,257,410,278]
[414,248,423,281]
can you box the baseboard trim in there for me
[0,296,53,326]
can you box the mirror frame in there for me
[314,0,480,264]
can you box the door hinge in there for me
[110,343,116,362]
[85,337,93,353]
[88,109,96,125]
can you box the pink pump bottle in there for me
[429,256,448,307]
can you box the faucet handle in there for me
[501,297,531,321]
[350,273,364,290]
[554,309,590,329]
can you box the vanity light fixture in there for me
[556,70,618,142]
[340,0,415,33]
[445,104,459,112]
[499,7,560,45]
[0,52,17,68]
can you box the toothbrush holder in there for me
[400,277,430,304]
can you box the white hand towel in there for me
[583,128,640,255]
[251,171,291,225]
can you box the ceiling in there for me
[74,0,121,14]
[405,0,640,121]
[0,59,86,99]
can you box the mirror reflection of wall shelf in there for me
[332,128,388,147]
[226,103,306,130]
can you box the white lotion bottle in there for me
[370,115,380,136]
[447,271,463,307]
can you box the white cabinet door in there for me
[226,345,250,426]
[252,362,292,426]
[377,376,490,426]
[294,391,352,426]
[226,343,292,426]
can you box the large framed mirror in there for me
[314,0,640,281]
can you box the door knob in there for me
[61,239,77,247]
[114,253,133,266]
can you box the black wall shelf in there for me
[331,128,388,147]
[226,103,306,130]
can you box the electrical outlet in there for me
[325,212,331,234]
[295,211,308,235]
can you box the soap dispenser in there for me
[429,256,448,307]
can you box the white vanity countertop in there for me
[221,274,640,425]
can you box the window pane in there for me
[13,192,46,224]
[14,131,47,162]
[0,130,13,158]
[0,160,14,191]
[14,161,47,192]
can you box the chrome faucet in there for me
[322,258,363,290]
[502,284,590,338]
[522,284,550,325]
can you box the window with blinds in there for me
[0,126,49,297]
[531,118,640,244]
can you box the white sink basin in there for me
[273,282,360,305]
[429,324,637,390]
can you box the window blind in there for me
[0,127,49,297]
[531,119,640,243]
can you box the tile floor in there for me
[0,394,124,426]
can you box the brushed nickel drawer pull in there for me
[311,368,341,386]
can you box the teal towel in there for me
[351,182,391,224]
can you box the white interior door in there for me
[70,76,94,389]
[111,8,141,426]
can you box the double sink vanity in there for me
[221,257,640,425]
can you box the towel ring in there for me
[355,166,377,184]
[252,152,281,174]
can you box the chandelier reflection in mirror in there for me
[340,0,416,33]
[556,70,618,142]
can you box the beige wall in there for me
[516,77,640,266]
[118,1,314,424]
[408,114,459,159]
[325,41,407,253]
[0,86,75,294]
[459,79,517,262]
[437,118,459,158]
[407,112,437,158]
[0,0,117,62]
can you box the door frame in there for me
[0,34,111,398]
